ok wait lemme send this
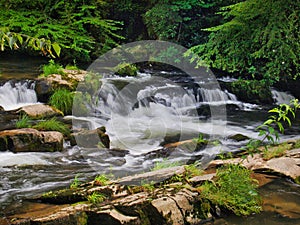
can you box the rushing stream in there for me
[0,62,299,224]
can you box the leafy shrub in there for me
[49,89,74,115]
[199,164,262,216]
[33,118,70,136]
[42,60,65,77]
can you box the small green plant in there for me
[49,89,74,115]
[87,192,106,204]
[262,143,291,160]
[42,59,65,77]
[141,180,156,192]
[70,174,81,189]
[94,174,110,186]
[244,99,300,156]
[184,163,203,178]
[199,164,262,216]
[33,118,70,136]
[16,114,31,128]
[115,62,138,76]
[152,159,181,171]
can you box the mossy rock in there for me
[115,63,138,77]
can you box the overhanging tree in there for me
[188,0,300,83]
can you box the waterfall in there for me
[271,89,295,105]
[0,80,38,110]
[198,88,238,103]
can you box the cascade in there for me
[271,89,295,105]
[0,80,37,110]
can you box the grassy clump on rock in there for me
[199,164,262,216]
[49,88,74,115]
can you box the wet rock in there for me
[0,128,63,152]
[116,166,186,185]
[70,126,110,148]
[17,104,63,119]
[228,133,250,142]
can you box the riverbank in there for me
[1,140,300,225]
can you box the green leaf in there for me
[52,42,61,57]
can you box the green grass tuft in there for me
[32,118,70,136]
[16,114,31,128]
[49,89,74,115]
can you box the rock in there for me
[17,104,63,119]
[150,196,185,225]
[208,148,300,183]
[228,133,250,142]
[35,69,87,102]
[0,128,63,152]
[71,126,110,148]
[116,166,186,185]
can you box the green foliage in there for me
[94,174,110,186]
[0,27,61,57]
[32,118,70,136]
[70,174,82,189]
[87,192,106,204]
[49,88,74,115]
[42,60,65,77]
[199,164,262,216]
[244,99,300,156]
[193,133,207,145]
[184,163,203,178]
[0,0,123,62]
[188,0,300,82]
[115,62,138,76]
[144,0,224,47]
[262,143,291,160]
[16,114,31,128]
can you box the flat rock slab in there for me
[17,104,63,118]
[209,148,300,183]
[116,166,186,185]
[0,128,63,152]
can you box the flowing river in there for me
[0,57,299,224]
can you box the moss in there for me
[115,62,138,76]
[262,143,291,160]
[76,212,88,225]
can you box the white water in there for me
[73,77,261,154]
[271,89,295,105]
[0,81,38,110]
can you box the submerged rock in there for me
[0,128,63,152]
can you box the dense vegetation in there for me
[0,0,299,83]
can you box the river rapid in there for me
[0,56,299,224]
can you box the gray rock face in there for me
[0,128,63,152]
[70,126,110,148]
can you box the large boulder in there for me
[35,69,87,102]
[17,104,63,119]
[71,126,110,148]
[0,128,63,152]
